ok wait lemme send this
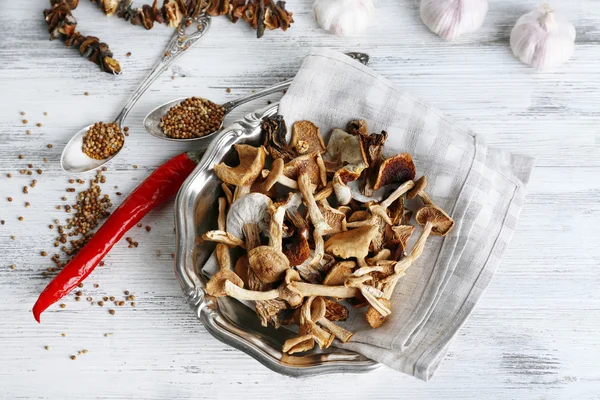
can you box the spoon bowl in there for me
[60,124,125,174]
[143,97,225,146]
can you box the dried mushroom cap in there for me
[366,298,392,328]
[248,246,290,284]
[262,115,296,162]
[213,144,266,186]
[348,210,371,223]
[323,261,356,286]
[311,297,354,343]
[324,225,379,260]
[283,153,325,188]
[391,225,415,256]
[407,176,428,200]
[282,208,311,266]
[283,334,314,354]
[415,205,454,236]
[359,130,388,195]
[206,270,244,297]
[373,153,416,191]
[323,129,368,172]
[255,299,290,329]
[226,193,272,240]
[347,119,369,136]
[291,121,326,155]
[323,298,349,322]
[318,201,347,235]
[332,173,352,206]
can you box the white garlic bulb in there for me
[313,0,375,36]
[420,0,488,40]
[510,4,576,71]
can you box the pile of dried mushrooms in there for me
[202,116,454,354]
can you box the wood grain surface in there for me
[1,1,599,399]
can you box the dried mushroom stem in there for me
[298,170,331,235]
[261,168,298,189]
[301,296,334,349]
[314,182,333,202]
[216,197,230,270]
[221,183,234,205]
[202,230,245,248]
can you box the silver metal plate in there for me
[174,103,380,377]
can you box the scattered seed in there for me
[7,197,12,202]
[23,186,28,194]
[126,52,132,57]
[7,173,11,178]
[78,283,84,288]
[18,216,23,221]
[93,283,99,288]
[75,291,82,296]
[70,355,76,360]
[82,349,88,354]
[86,297,92,302]
[43,157,48,162]
[10,264,16,270]
[1,220,5,225]
[131,302,136,307]
[25,202,30,208]
[75,296,81,301]
[84,92,89,96]
[145,226,151,232]
[109,309,115,315]
[47,144,53,148]
[44,345,50,350]
[59,304,66,308]
[124,290,130,296]
[20,112,25,116]
[98,301,104,307]
[99,261,105,266]
[23,119,28,124]
[44,112,48,116]
[133,165,138,169]
[61,333,66,337]
[226,88,231,93]
[18,155,24,159]
[109,296,115,301]
[41,251,47,256]
[37,123,42,127]
[36,169,42,175]
[26,130,31,135]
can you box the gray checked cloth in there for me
[276,49,535,380]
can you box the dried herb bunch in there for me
[44,0,121,74]
[88,0,293,38]
[202,117,455,354]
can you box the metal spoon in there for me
[142,52,371,147]
[60,13,211,174]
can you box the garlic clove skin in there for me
[510,5,576,71]
[313,0,375,36]
[420,0,488,41]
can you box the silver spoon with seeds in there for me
[142,52,371,145]
[60,14,211,174]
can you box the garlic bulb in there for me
[313,0,375,36]
[420,0,488,41]
[510,4,576,71]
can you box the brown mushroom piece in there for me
[248,246,290,284]
[372,153,416,191]
[314,182,333,202]
[213,144,266,202]
[297,163,331,255]
[324,225,379,267]
[323,128,369,205]
[311,296,354,343]
[262,114,296,162]
[259,158,300,190]
[282,208,311,267]
[283,153,327,189]
[323,298,349,322]
[206,269,244,297]
[318,200,347,235]
[201,230,245,248]
[268,192,302,251]
[367,204,454,327]
[345,275,391,317]
[323,261,356,286]
[283,296,333,354]
[390,225,415,259]
[358,129,388,196]
[290,121,326,155]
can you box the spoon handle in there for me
[220,52,370,114]
[221,80,291,113]
[115,13,211,126]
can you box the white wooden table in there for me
[1,1,599,398]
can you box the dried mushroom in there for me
[214,144,266,201]
[203,115,455,352]
[291,121,326,155]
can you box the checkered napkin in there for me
[276,49,535,380]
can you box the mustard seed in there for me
[7,197,12,202]
[20,111,25,116]
[18,216,23,221]
[109,309,115,315]
[26,130,31,135]
[84,92,89,96]
[18,155,24,159]
[75,296,81,301]
[93,283,99,288]
[61,333,66,337]
[75,291,82,296]
[45,345,50,350]
[47,144,53,148]
[25,202,30,208]
[98,301,104,307]
[23,119,28,124]
[59,304,66,308]
[7,173,11,178]
[41,251,47,256]
[109,296,115,301]
[44,112,48,116]
[124,290,130,296]
[70,355,76,360]
[78,283,83,288]
[86,297,92,302]
[10,264,16,270]
[37,123,42,127]
[131,302,136,307]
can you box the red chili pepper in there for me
[33,152,201,322]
